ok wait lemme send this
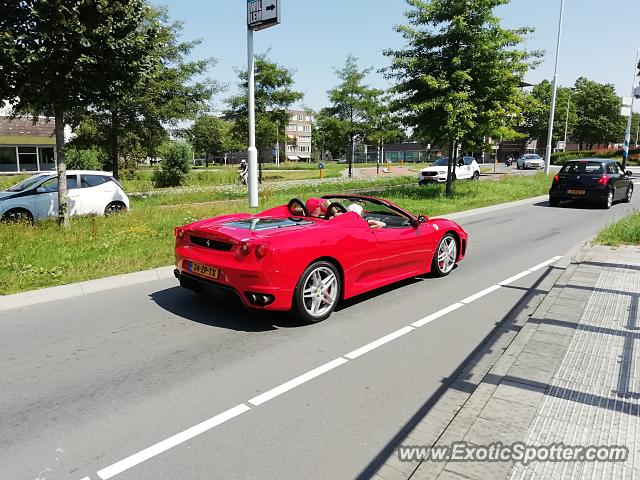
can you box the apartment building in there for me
[284,109,312,161]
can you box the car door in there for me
[373,218,435,279]
[615,162,633,198]
[606,163,624,200]
[79,174,112,215]
[34,175,80,218]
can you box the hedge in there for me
[551,148,640,165]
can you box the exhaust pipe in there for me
[173,269,180,279]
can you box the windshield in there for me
[6,174,51,192]
[524,155,541,159]
[560,162,604,175]
[432,158,449,167]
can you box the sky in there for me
[156,0,640,114]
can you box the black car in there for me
[549,159,634,209]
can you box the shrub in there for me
[65,147,105,170]
[153,142,193,187]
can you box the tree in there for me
[573,77,625,149]
[81,6,218,179]
[188,115,237,165]
[324,55,384,177]
[0,0,157,226]
[385,0,539,195]
[225,54,303,164]
[521,80,576,149]
[153,141,192,187]
[365,94,407,162]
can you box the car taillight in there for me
[255,243,270,258]
[597,174,609,186]
[174,228,185,241]
[239,241,251,255]
[553,174,559,183]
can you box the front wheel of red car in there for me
[431,233,458,277]
[292,261,341,324]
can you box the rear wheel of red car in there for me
[431,233,458,277]
[292,261,341,323]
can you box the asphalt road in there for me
[2,180,640,480]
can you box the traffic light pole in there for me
[622,49,639,171]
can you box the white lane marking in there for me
[96,404,250,480]
[634,182,640,185]
[91,255,564,478]
[79,477,91,480]
[499,270,532,286]
[248,358,348,406]
[460,284,502,304]
[529,256,563,272]
[345,326,415,360]
[411,303,464,328]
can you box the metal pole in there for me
[636,115,640,147]
[544,0,565,175]
[275,121,280,166]
[563,95,571,145]
[247,28,258,208]
[622,49,640,170]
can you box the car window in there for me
[432,158,449,167]
[463,157,473,165]
[81,175,109,188]
[560,162,604,175]
[606,163,618,175]
[39,176,78,192]
[6,174,51,192]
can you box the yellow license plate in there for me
[567,189,585,195]
[189,262,219,280]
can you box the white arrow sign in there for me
[247,0,280,31]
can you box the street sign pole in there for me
[247,27,258,208]
[622,48,639,170]
[246,0,280,208]
[544,0,565,175]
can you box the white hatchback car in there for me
[418,156,480,184]
[0,170,130,222]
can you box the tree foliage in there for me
[0,0,157,225]
[153,141,193,187]
[225,54,303,158]
[572,77,626,149]
[521,80,576,147]
[385,0,539,194]
[187,115,239,163]
[321,55,384,175]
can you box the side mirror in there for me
[417,215,428,224]
[36,187,45,194]
[626,170,633,177]
[457,161,464,167]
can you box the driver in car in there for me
[347,203,386,229]
[305,198,330,217]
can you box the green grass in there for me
[595,212,640,246]
[0,173,553,295]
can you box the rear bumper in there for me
[549,186,608,201]
[175,246,295,311]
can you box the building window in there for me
[0,147,17,172]
[38,147,55,171]
[303,125,311,132]
[287,124,297,132]
[18,146,38,171]
[286,145,296,152]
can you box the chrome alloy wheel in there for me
[301,266,339,319]
[437,235,457,274]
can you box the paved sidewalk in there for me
[372,244,640,480]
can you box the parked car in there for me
[418,156,480,184]
[174,195,468,323]
[549,159,633,209]
[516,154,545,170]
[0,170,130,222]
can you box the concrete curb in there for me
[0,266,175,312]
[0,193,549,312]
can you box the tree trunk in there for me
[348,135,354,178]
[445,140,455,196]
[54,108,69,227]
[111,109,120,179]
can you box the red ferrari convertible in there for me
[174,195,468,323]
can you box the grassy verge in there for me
[0,173,552,295]
[595,212,640,246]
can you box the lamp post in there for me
[544,0,565,175]
[622,49,640,170]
